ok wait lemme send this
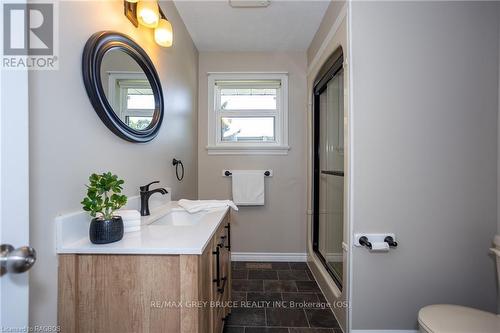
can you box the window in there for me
[207,73,289,155]
[107,72,155,131]
[120,83,154,130]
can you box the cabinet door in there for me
[219,220,231,322]
[200,240,214,333]
[224,220,231,307]
[211,247,229,331]
[213,305,224,333]
[211,214,232,332]
[220,224,230,296]
[212,221,228,299]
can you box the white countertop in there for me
[55,198,229,255]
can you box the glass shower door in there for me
[313,55,344,289]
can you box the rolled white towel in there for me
[123,218,141,233]
[115,210,142,233]
[115,209,141,220]
[122,218,140,225]
[178,199,238,214]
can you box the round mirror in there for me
[82,31,164,143]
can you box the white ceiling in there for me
[172,0,330,52]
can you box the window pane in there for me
[221,117,275,142]
[126,116,153,130]
[127,88,155,109]
[220,88,276,110]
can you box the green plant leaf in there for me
[82,172,127,219]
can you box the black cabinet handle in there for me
[218,276,227,294]
[213,247,220,287]
[218,236,226,248]
[225,223,231,251]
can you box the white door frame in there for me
[305,3,351,332]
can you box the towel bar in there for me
[223,170,272,177]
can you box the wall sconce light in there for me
[124,0,173,47]
[137,0,160,28]
[155,18,173,47]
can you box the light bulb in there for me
[137,0,159,28]
[155,18,173,47]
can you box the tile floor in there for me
[224,262,342,333]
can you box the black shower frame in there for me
[312,47,344,291]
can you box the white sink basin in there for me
[152,210,203,226]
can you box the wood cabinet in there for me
[58,212,231,333]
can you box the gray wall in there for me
[29,0,198,325]
[307,0,346,66]
[498,6,500,236]
[497,4,500,313]
[197,52,308,254]
[350,1,499,329]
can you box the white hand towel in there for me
[122,218,141,226]
[231,170,265,206]
[178,199,238,214]
[115,210,141,233]
[115,209,141,220]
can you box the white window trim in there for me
[107,71,154,121]
[207,72,290,155]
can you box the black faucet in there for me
[139,181,168,216]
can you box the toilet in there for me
[418,235,500,333]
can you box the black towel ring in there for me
[172,158,184,181]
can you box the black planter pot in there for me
[89,216,124,244]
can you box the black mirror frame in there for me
[82,31,164,143]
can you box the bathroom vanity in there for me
[56,200,231,333]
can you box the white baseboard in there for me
[231,252,307,262]
[351,330,418,333]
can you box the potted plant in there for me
[81,172,128,244]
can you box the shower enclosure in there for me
[312,48,344,289]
